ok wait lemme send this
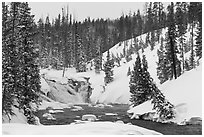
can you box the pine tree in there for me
[175,2,188,73]
[150,30,155,51]
[184,59,190,71]
[17,2,41,124]
[164,3,181,80]
[127,67,131,76]
[142,54,148,69]
[151,85,175,120]
[2,2,15,116]
[130,53,175,120]
[195,22,202,59]
[129,54,147,106]
[44,16,52,67]
[94,36,102,73]
[157,37,168,84]
[37,18,47,68]
[76,33,86,72]
[104,50,114,84]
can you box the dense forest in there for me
[2,2,202,123]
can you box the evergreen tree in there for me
[165,3,181,80]
[127,67,131,76]
[184,59,190,71]
[75,33,86,72]
[94,36,102,73]
[157,37,168,84]
[104,50,114,84]
[175,2,188,73]
[129,54,147,106]
[130,53,175,120]
[195,22,202,59]
[37,18,47,68]
[2,2,15,116]
[142,54,148,69]
[151,85,175,120]
[150,30,155,51]
[17,2,41,124]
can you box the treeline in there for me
[34,2,202,73]
[34,2,168,71]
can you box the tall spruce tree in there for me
[129,53,147,106]
[165,3,181,80]
[94,36,102,73]
[2,2,15,116]
[75,23,86,72]
[157,37,168,84]
[175,2,188,73]
[17,2,41,124]
[130,53,175,120]
[195,2,202,60]
[104,50,114,84]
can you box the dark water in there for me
[34,104,202,135]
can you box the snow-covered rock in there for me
[48,109,64,114]
[82,114,97,122]
[42,113,56,120]
[71,106,83,111]
[40,71,92,104]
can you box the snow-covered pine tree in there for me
[195,2,202,60]
[151,84,175,120]
[150,30,155,51]
[157,37,168,84]
[164,2,181,80]
[142,54,148,69]
[175,2,188,73]
[130,53,175,120]
[2,2,15,116]
[143,57,175,120]
[184,59,190,71]
[129,53,148,106]
[94,36,102,73]
[17,2,41,124]
[75,32,86,72]
[37,18,47,68]
[104,50,114,84]
[195,22,202,59]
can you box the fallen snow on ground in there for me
[2,122,162,135]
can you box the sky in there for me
[29,2,146,22]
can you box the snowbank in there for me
[2,106,27,124]
[161,62,202,123]
[2,122,162,135]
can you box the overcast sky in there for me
[29,2,147,22]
